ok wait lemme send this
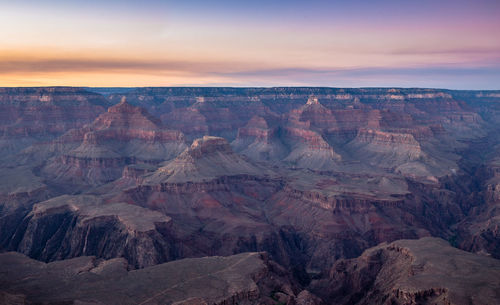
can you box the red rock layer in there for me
[41,99,186,186]
[0,87,109,155]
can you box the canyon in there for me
[1,87,500,304]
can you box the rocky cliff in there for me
[309,237,500,305]
[4,195,177,268]
[40,98,186,186]
[0,87,109,157]
[231,115,288,162]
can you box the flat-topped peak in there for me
[306,95,320,105]
[189,136,232,158]
[145,135,267,184]
[192,135,227,145]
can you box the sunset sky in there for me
[1,0,499,88]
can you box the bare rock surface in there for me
[144,136,271,183]
[40,98,187,186]
[0,87,109,157]
[231,115,288,162]
[310,237,500,305]
[5,195,176,268]
[0,251,309,305]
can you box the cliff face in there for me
[161,98,274,141]
[0,167,54,251]
[456,138,500,259]
[347,128,424,170]
[231,116,288,162]
[40,99,187,186]
[0,87,109,157]
[108,88,490,177]
[283,125,342,170]
[309,237,500,305]
[4,195,177,268]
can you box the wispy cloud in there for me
[388,47,500,56]
[0,58,228,74]
[213,66,500,89]
[1,56,499,90]
[216,66,500,77]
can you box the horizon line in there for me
[1,85,500,91]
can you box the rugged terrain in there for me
[1,87,500,304]
[0,251,314,305]
[309,237,500,305]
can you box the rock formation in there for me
[232,115,288,162]
[145,136,268,183]
[0,251,319,305]
[4,195,176,268]
[1,87,500,304]
[41,98,186,186]
[309,237,500,305]
[0,87,109,158]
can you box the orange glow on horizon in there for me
[1,1,499,88]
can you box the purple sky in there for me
[1,0,499,88]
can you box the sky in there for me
[1,0,499,89]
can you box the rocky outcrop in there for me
[456,154,500,259]
[276,97,343,170]
[326,109,382,142]
[293,96,338,130]
[0,166,54,250]
[118,137,292,266]
[344,127,461,181]
[41,98,187,186]
[144,136,270,183]
[119,136,463,273]
[0,251,322,305]
[0,87,109,157]
[162,98,255,141]
[283,126,341,170]
[347,128,424,166]
[162,107,209,140]
[4,195,177,268]
[232,116,288,162]
[309,237,500,305]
